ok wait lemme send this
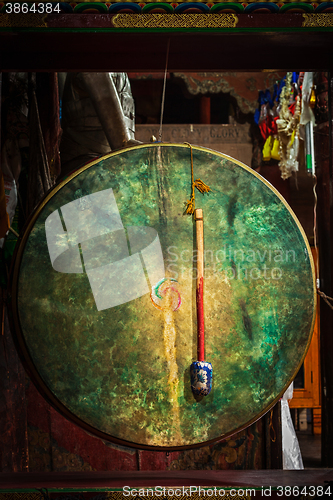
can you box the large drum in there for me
[10,144,316,450]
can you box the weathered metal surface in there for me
[12,144,315,449]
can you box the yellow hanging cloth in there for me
[271,137,280,161]
[262,136,273,162]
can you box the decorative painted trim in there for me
[302,12,333,25]
[173,72,258,113]
[74,2,108,11]
[0,495,42,500]
[244,2,280,11]
[1,1,332,15]
[112,12,238,27]
[0,12,47,26]
[280,2,314,12]
[1,6,333,29]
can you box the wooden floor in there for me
[1,469,333,490]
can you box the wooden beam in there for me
[1,28,333,72]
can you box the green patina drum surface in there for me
[15,144,315,449]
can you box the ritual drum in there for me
[9,144,316,450]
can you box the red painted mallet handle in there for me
[195,208,205,362]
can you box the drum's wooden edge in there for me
[7,142,317,451]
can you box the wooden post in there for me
[264,403,283,469]
[316,72,333,467]
[200,96,211,125]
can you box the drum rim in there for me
[8,142,317,451]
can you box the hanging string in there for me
[157,42,211,214]
[318,289,333,309]
[183,142,211,215]
[184,142,195,215]
[312,174,333,310]
[8,227,19,238]
[158,38,170,143]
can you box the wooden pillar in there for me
[0,73,2,146]
[315,72,333,467]
[200,95,210,124]
[264,403,283,469]
[0,73,29,473]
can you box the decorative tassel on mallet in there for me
[183,142,211,216]
[190,208,213,397]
